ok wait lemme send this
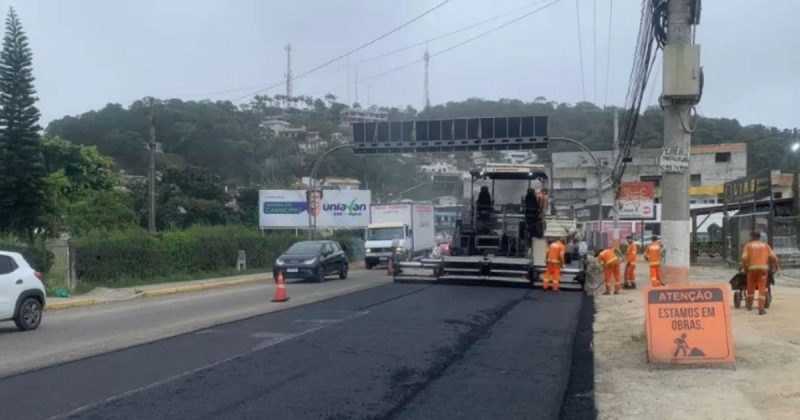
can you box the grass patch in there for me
[630,330,646,343]
[74,267,269,294]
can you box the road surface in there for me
[0,270,390,378]
[0,275,593,420]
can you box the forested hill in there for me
[46,96,796,186]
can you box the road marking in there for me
[45,310,368,420]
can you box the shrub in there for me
[0,240,55,274]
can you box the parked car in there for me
[0,251,46,331]
[273,240,348,283]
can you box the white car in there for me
[0,251,46,331]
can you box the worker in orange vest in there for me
[596,246,621,295]
[542,237,566,291]
[644,235,662,287]
[741,231,780,315]
[623,235,639,289]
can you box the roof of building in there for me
[690,143,746,154]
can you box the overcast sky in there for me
[9,0,799,129]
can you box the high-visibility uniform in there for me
[624,242,638,285]
[542,240,565,291]
[741,240,780,311]
[597,248,621,294]
[644,241,662,287]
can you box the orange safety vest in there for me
[546,240,565,265]
[645,242,662,266]
[741,240,779,271]
[598,248,619,267]
[625,242,638,264]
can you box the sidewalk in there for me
[46,272,272,310]
[593,262,800,419]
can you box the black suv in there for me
[273,240,348,282]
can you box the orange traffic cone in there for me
[272,271,289,302]
[387,257,395,277]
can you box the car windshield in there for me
[368,227,404,241]
[285,242,323,255]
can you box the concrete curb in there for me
[46,261,368,311]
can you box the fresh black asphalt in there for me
[0,283,594,420]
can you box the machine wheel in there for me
[733,291,742,309]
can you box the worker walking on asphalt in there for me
[623,235,638,289]
[542,237,566,292]
[644,236,662,287]
[596,246,621,295]
[741,230,780,315]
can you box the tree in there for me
[0,8,46,240]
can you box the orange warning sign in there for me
[644,285,735,364]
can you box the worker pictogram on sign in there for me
[644,285,735,364]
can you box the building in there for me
[339,107,388,126]
[419,161,459,176]
[551,142,748,213]
[298,131,329,153]
[321,177,361,190]
[263,117,307,139]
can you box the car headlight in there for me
[276,258,285,266]
[302,258,317,265]
[395,247,405,253]
[366,248,372,254]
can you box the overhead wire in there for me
[355,0,554,65]
[603,0,613,107]
[611,0,664,191]
[575,0,587,102]
[592,0,597,104]
[300,0,566,101]
[231,0,452,102]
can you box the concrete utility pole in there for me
[147,98,157,234]
[612,109,620,247]
[423,49,430,109]
[660,0,700,285]
[354,64,359,104]
[285,44,293,108]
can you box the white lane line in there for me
[46,310,368,420]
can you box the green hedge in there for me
[0,240,55,274]
[75,226,364,287]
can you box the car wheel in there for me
[339,262,348,279]
[14,297,43,331]
[316,266,326,282]
[365,262,373,270]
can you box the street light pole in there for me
[308,144,353,239]
[550,137,605,248]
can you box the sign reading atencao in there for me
[644,285,734,364]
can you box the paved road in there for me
[0,280,590,420]
[0,270,390,378]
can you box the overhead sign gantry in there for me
[351,116,549,154]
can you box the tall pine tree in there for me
[0,7,46,239]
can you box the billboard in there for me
[618,199,656,220]
[259,190,371,228]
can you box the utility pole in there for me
[354,64,359,104]
[285,44,293,108]
[612,109,620,247]
[346,56,351,106]
[660,0,701,285]
[423,49,430,109]
[147,97,157,234]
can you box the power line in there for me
[592,0,597,104]
[355,0,554,65]
[603,0,613,107]
[575,0,587,102]
[234,0,452,102]
[303,0,565,100]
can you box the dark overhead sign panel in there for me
[723,173,771,204]
[352,116,549,154]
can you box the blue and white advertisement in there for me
[259,189,372,228]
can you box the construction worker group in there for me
[588,235,663,295]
